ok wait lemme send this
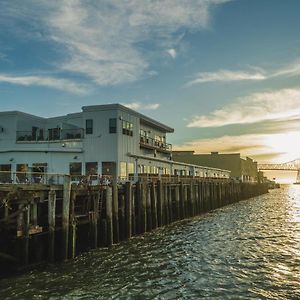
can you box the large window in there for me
[16,164,28,183]
[69,162,82,176]
[0,164,11,183]
[128,162,134,175]
[120,161,127,179]
[48,128,60,140]
[86,162,98,175]
[122,120,133,136]
[109,118,117,133]
[86,119,93,134]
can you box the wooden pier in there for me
[0,178,268,274]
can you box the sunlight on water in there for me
[1,185,300,299]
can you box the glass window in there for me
[122,120,133,136]
[0,164,11,183]
[109,118,117,133]
[16,164,28,183]
[120,161,127,178]
[86,119,93,134]
[86,162,98,175]
[128,162,134,175]
[70,162,82,175]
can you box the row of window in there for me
[86,118,132,136]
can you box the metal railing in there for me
[16,128,84,142]
[140,135,172,152]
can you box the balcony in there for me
[140,135,172,153]
[16,128,84,142]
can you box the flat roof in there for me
[82,103,174,133]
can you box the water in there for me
[1,185,300,299]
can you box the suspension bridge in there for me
[258,158,300,184]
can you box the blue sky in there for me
[1,0,300,163]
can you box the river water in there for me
[1,185,300,299]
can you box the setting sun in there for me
[263,132,300,163]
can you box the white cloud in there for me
[0,74,88,94]
[185,70,266,86]
[122,102,160,110]
[0,0,231,86]
[185,59,300,86]
[167,48,177,59]
[187,88,300,128]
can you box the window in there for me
[16,164,28,183]
[120,161,127,178]
[122,120,133,136]
[86,162,98,175]
[86,119,93,134]
[0,164,11,183]
[109,118,117,133]
[48,128,60,140]
[69,162,82,175]
[128,162,134,175]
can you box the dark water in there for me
[1,185,300,299]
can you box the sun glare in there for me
[264,132,300,163]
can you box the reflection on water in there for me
[1,185,300,299]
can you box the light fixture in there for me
[61,143,66,147]
[73,156,78,159]
[9,158,14,162]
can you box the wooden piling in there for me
[62,176,71,260]
[150,182,158,230]
[112,183,119,244]
[125,181,132,239]
[22,204,30,265]
[157,181,163,227]
[164,183,169,224]
[175,184,180,220]
[91,191,100,248]
[48,189,56,262]
[106,186,113,246]
[69,190,77,259]
[140,182,147,233]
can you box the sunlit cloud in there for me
[173,132,300,163]
[188,88,300,128]
[185,70,266,86]
[122,102,160,110]
[167,48,177,59]
[185,59,300,86]
[0,73,88,94]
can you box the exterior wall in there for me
[241,157,258,182]
[0,104,231,182]
[173,152,241,179]
[173,152,258,182]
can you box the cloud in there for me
[185,59,300,86]
[173,132,300,163]
[187,88,300,128]
[0,0,231,86]
[167,48,177,59]
[185,70,266,86]
[122,102,160,110]
[0,74,88,94]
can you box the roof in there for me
[82,103,174,133]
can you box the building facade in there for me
[0,104,230,183]
[173,151,258,183]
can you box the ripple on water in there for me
[1,186,300,299]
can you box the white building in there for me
[0,104,230,183]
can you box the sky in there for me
[1,0,300,166]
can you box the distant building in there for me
[0,104,230,183]
[173,151,258,182]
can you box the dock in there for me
[0,177,268,274]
